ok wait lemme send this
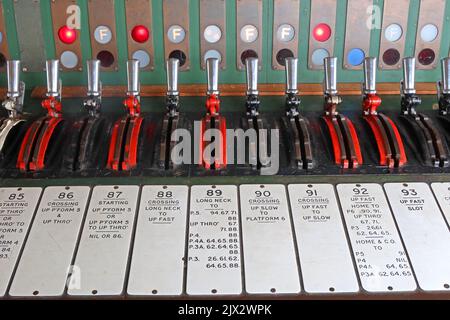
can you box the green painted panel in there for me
[0,0,449,88]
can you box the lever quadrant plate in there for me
[0,187,42,297]
[240,184,301,294]
[338,184,416,292]
[9,186,90,297]
[68,185,139,296]
[186,185,242,295]
[385,183,450,291]
[289,184,359,293]
[128,186,188,296]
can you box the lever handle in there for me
[206,58,219,95]
[441,57,450,95]
[6,60,21,98]
[402,57,416,94]
[245,57,259,96]
[363,57,377,94]
[167,58,180,96]
[285,57,298,94]
[324,57,338,95]
[87,59,101,97]
[127,59,140,96]
[46,60,60,97]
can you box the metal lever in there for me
[285,57,298,95]
[245,57,259,96]
[127,59,140,97]
[84,60,102,117]
[324,57,338,96]
[166,58,180,117]
[167,58,180,97]
[46,60,61,98]
[363,57,377,95]
[3,60,25,117]
[438,58,450,115]
[402,57,416,95]
[87,59,101,97]
[206,58,219,96]
[7,60,21,98]
[440,57,450,95]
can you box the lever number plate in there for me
[68,186,139,296]
[338,184,416,292]
[431,183,450,226]
[240,185,301,294]
[0,188,41,297]
[186,185,242,295]
[9,187,90,297]
[385,183,450,291]
[128,186,188,296]
[289,184,358,293]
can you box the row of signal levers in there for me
[0,55,449,173]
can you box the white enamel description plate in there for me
[385,183,450,292]
[337,184,416,292]
[9,186,90,297]
[186,185,242,295]
[68,185,139,296]
[240,184,301,294]
[128,185,188,296]
[289,184,358,293]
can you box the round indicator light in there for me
[58,25,77,44]
[277,24,295,42]
[384,24,403,42]
[131,25,150,43]
[169,50,187,67]
[167,25,186,44]
[97,50,115,68]
[276,49,294,66]
[420,24,438,43]
[311,48,329,66]
[240,25,259,43]
[382,48,401,66]
[204,25,222,44]
[94,25,113,44]
[418,48,436,66]
[313,23,332,42]
[204,49,222,63]
[132,50,151,68]
[60,51,78,69]
[347,48,365,66]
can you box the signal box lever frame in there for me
[160,58,181,170]
[0,60,26,154]
[284,57,313,170]
[401,57,449,168]
[107,60,144,171]
[200,58,227,170]
[362,57,407,168]
[322,57,362,169]
[17,60,64,172]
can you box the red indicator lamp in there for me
[58,26,77,44]
[131,25,150,43]
[313,23,332,42]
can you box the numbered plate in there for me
[68,186,139,296]
[240,185,301,294]
[9,187,90,297]
[385,183,450,291]
[431,183,450,226]
[0,188,41,297]
[337,184,416,292]
[186,185,241,295]
[128,186,188,296]
[289,184,358,293]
